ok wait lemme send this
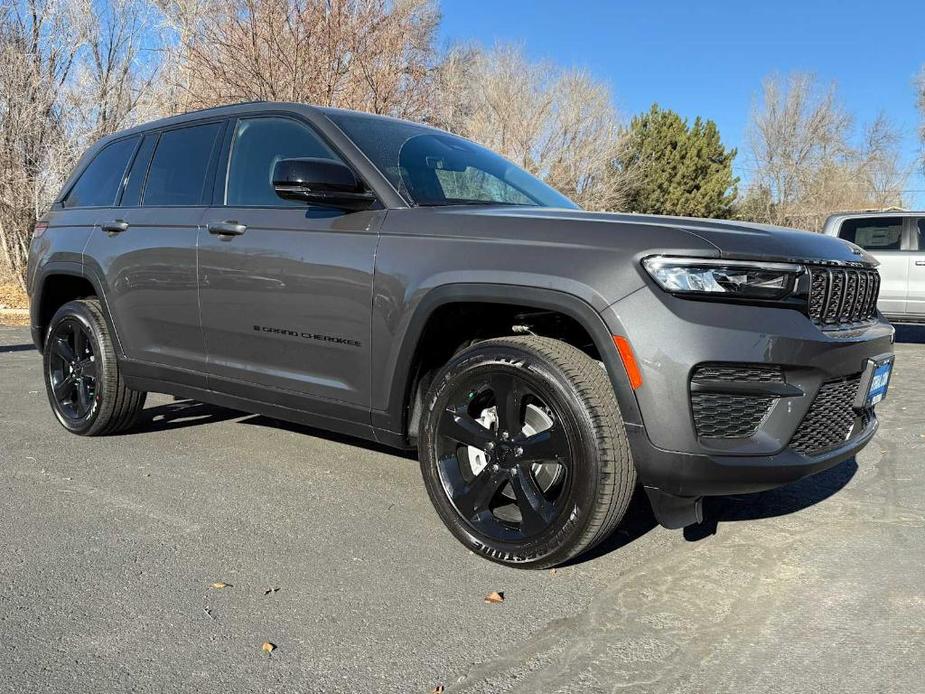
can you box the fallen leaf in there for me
[261,641,276,654]
[483,591,504,604]
[549,568,557,575]
[264,587,280,596]
[431,686,445,693]
[210,582,232,589]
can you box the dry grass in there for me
[0,280,29,325]
[0,281,28,309]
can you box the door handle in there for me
[208,221,247,237]
[915,260,925,266]
[101,219,128,233]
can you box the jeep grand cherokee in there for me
[27,102,895,568]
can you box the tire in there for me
[43,299,147,436]
[418,336,636,569]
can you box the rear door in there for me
[908,218,925,317]
[198,114,381,412]
[836,216,908,316]
[84,119,225,375]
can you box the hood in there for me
[437,207,876,267]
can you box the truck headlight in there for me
[642,256,804,300]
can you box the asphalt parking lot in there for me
[1,324,923,693]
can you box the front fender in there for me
[370,282,643,442]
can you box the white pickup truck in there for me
[823,212,925,323]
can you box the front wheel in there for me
[418,336,636,569]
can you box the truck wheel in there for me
[43,299,146,436]
[419,336,636,569]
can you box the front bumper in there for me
[602,287,894,498]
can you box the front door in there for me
[198,115,380,412]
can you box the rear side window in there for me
[225,117,341,207]
[63,137,139,208]
[915,219,924,251]
[837,218,903,251]
[143,122,223,206]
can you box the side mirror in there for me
[273,158,375,211]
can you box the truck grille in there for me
[789,375,863,456]
[690,364,782,438]
[808,267,880,328]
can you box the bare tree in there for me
[162,0,439,118]
[0,0,161,289]
[744,73,907,231]
[0,0,84,288]
[432,43,628,211]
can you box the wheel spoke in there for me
[519,424,568,464]
[490,373,522,434]
[452,466,508,521]
[52,374,74,399]
[52,335,76,363]
[75,378,92,416]
[79,357,98,380]
[74,327,88,359]
[440,407,493,448]
[510,465,556,535]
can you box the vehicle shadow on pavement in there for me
[683,457,858,541]
[894,324,925,344]
[0,343,35,353]
[127,398,415,459]
[130,398,246,433]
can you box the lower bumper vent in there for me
[789,375,863,456]
[690,364,782,439]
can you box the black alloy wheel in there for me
[47,319,99,422]
[435,370,572,542]
[419,336,636,569]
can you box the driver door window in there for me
[225,117,342,207]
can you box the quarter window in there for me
[143,122,223,206]
[63,137,139,208]
[226,117,341,207]
[837,218,903,251]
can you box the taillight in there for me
[32,222,48,238]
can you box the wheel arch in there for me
[31,264,120,355]
[375,283,643,444]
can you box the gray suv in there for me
[27,102,895,568]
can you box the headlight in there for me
[642,256,803,300]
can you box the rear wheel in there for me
[43,299,146,436]
[419,336,635,568]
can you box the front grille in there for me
[789,375,863,456]
[690,364,781,438]
[808,266,880,328]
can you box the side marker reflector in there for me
[613,336,642,390]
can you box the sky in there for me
[438,0,925,207]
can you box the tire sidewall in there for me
[43,301,111,435]
[419,343,605,568]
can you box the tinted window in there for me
[324,110,576,208]
[226,117,340,206]
[120,134,157,207]
[915,220,924,251]
[838,217,903,251]
[143,123,223,206]
[63,137,138,208]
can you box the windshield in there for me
[324,110,577,209]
